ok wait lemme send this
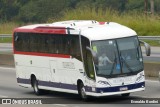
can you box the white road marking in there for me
[0,67,15,70]
[0,95,8,98]
[53,104,67,107]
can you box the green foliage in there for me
[126,0,144,11]
[75,0,128,12]
[52,7,160,36]
[0,0,28,22]
[0,22,20,34]
[18,0,71,22]
[0,0,160,23]
[1,0,160,40]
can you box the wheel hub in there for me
[81,87,86,99]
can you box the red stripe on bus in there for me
[14,51,70,58]
[14,27,66,34]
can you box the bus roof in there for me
[14,20,137,41]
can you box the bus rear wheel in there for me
[78,82,88,101]
[32,77,42,95]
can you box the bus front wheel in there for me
[78,82,88,101]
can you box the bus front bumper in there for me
[86,87,145,97]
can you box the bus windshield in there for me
[92,36,143,78]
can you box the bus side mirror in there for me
[86,47,98,65]
[140,40,151,56]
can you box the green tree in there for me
[0,0,160,23]
[76,0,128,12]
[18,0,75,22]
[126,0,144,11]
[154,0,160,14]
[0,0,29,22]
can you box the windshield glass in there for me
[117,36,143,74]
[92,36,143,78]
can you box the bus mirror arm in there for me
[86,47,98,65]
[140,40,151,56]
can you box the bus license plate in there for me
[120,87,128,91]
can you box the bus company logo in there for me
[63,62,75,69]
[1,99,42,104]
[2,99,11,104]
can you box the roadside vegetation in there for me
[52,7,160,36]
[1,0,160,46]
[0,22,20,34]
[0,37,12,43]
[1,7,160,36]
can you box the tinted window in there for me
[14,33,82,61]
[70,36,81,60]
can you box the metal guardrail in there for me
[0,34,160,40]
[0,34,12,38]
[138,36,160,40]
[0,34,12,40]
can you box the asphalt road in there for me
[0,43,160,62]
[0,67,160,107]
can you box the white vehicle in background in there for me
[13,20,150,100]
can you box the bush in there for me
[0,22,19,34]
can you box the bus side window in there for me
[48,35,56,53]
[14,33,22,51]
[30,34,38,52]
[69,35,81,61]
[48,34,66,54]
[57,35,63,54]
[23,34,30,52]
[38,34,49,53]
[62,35,69,55]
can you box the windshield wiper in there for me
[122,57,134,73]
[109,51,117,76]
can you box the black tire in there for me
[78,82,88,101]
[121,93,130,97]
[32,77,42,95]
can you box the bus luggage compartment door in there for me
[50,60,58,83]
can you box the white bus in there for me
[13,20,150,100]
